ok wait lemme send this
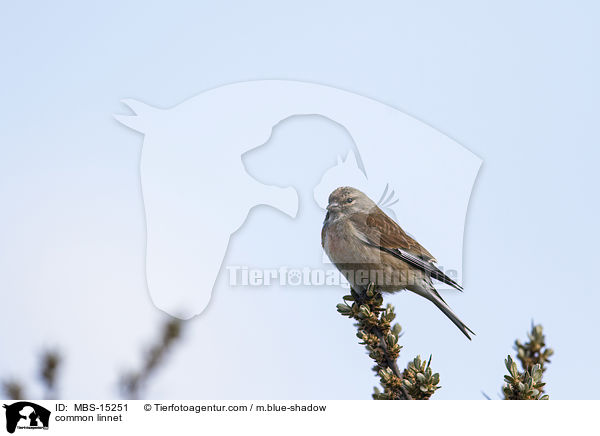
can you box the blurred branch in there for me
[121,318,184,399]
[2,380,25,401]
[337,283,440,400]
[2,350,61,400]
[40,350,61,399]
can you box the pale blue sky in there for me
[1,1,599,399]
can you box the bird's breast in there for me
[323,219,364,263]
[322,217,420,292]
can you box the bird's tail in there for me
[410,284,475,340]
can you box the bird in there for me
[321,186,474,340]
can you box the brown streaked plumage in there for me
[322,186,474,340]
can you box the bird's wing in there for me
[349,207,434,259]
[349,208,463,291]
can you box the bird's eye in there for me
[346,198,354,203]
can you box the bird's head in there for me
[326,186,375,219]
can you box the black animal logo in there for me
[3,402,50,434]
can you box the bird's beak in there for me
[327,202,340,211]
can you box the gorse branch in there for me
[503,324,553,400]
[515,323,553,374]
[337,283,440,400]
[503,356,547,400]
[402,356,441,400]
